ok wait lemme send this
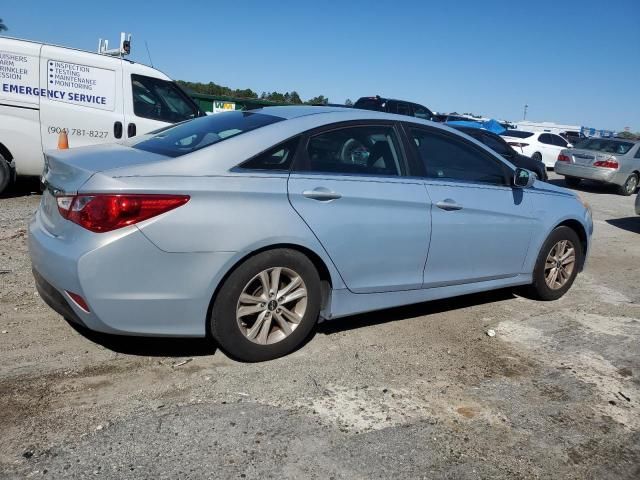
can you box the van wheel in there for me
[210,249,321,362]
[0,155,11,195]
[526,226,582,301]
[618,173,638,196]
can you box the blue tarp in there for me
[446,119,506,135]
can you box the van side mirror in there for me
[513,168,535,188]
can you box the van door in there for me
[39,46,125,150]
[122,63,200,139]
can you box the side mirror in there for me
[566,143,574,148]
[513,168,536,188]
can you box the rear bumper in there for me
[32,268,86,327]
[29,209,238,337]
[554,162,623,185]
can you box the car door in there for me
[122,63,200,139]
[287,122,431,293]
[404,125,536,287]
[537,133,558,167]
[39,45,125,150]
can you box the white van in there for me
[0,35,204,193]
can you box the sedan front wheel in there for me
[210,249,321,362]
[526,226,582,301]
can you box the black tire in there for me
[210,249,321,362]
[0,155,11,195]
[531,152,542,162]
[617,173,638,196]
[564,177,581,188]
[526,226,582,301]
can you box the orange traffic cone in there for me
[58,130,69,149]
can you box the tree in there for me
[345,98,353,106]
[0,19,7,32]
[305,95,329,105]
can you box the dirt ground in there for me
[1,174,639,479]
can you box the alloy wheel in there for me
[544,240,576,290]
[626,176,638,195]
[236,267,308,345]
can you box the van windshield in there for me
[130,111,284,157]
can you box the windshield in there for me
[130,111,284,157]
[573,138,634,155]
[502,130,534,139]
[132,74,201,123]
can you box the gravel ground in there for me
[0,174,639,479]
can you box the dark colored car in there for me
[450,125,548,181]
[353,96,433,121]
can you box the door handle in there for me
[114,121,123,139]
[127,123,137,138]
[435,199,463,211]
[302,188,342,201]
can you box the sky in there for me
[3,0,639,131]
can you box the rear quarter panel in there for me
[79,172,347,290]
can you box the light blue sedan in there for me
[29,107,593,361]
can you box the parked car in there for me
[560,131,584,146]
[353,96,433,120]
[449,125,547,181]
[501,130,571,168]
[555,138,640,195]
[433,114,476,123]
[30,106,592,362]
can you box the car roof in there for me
[251,105,429,123]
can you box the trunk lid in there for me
[39,144,168,236]
[569,148,612,166]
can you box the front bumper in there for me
[29,209,238,337]
[554,162,623,185]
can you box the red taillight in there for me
[593,158,619,169]
[557,153,571,162]
[66,291,90,313]
[56,194,190,232]
[508,142,529,148]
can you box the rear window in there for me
[353,98,385,112]
[130,111,284,158]
[502,130,534,139]
[573,138,634,155]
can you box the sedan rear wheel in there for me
[211,249,321,362]
[618,173,638,196]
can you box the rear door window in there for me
[294,125,404,177]
[551,135,568,147]
[539,134,554,145]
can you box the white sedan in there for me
[501,130,572,169]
